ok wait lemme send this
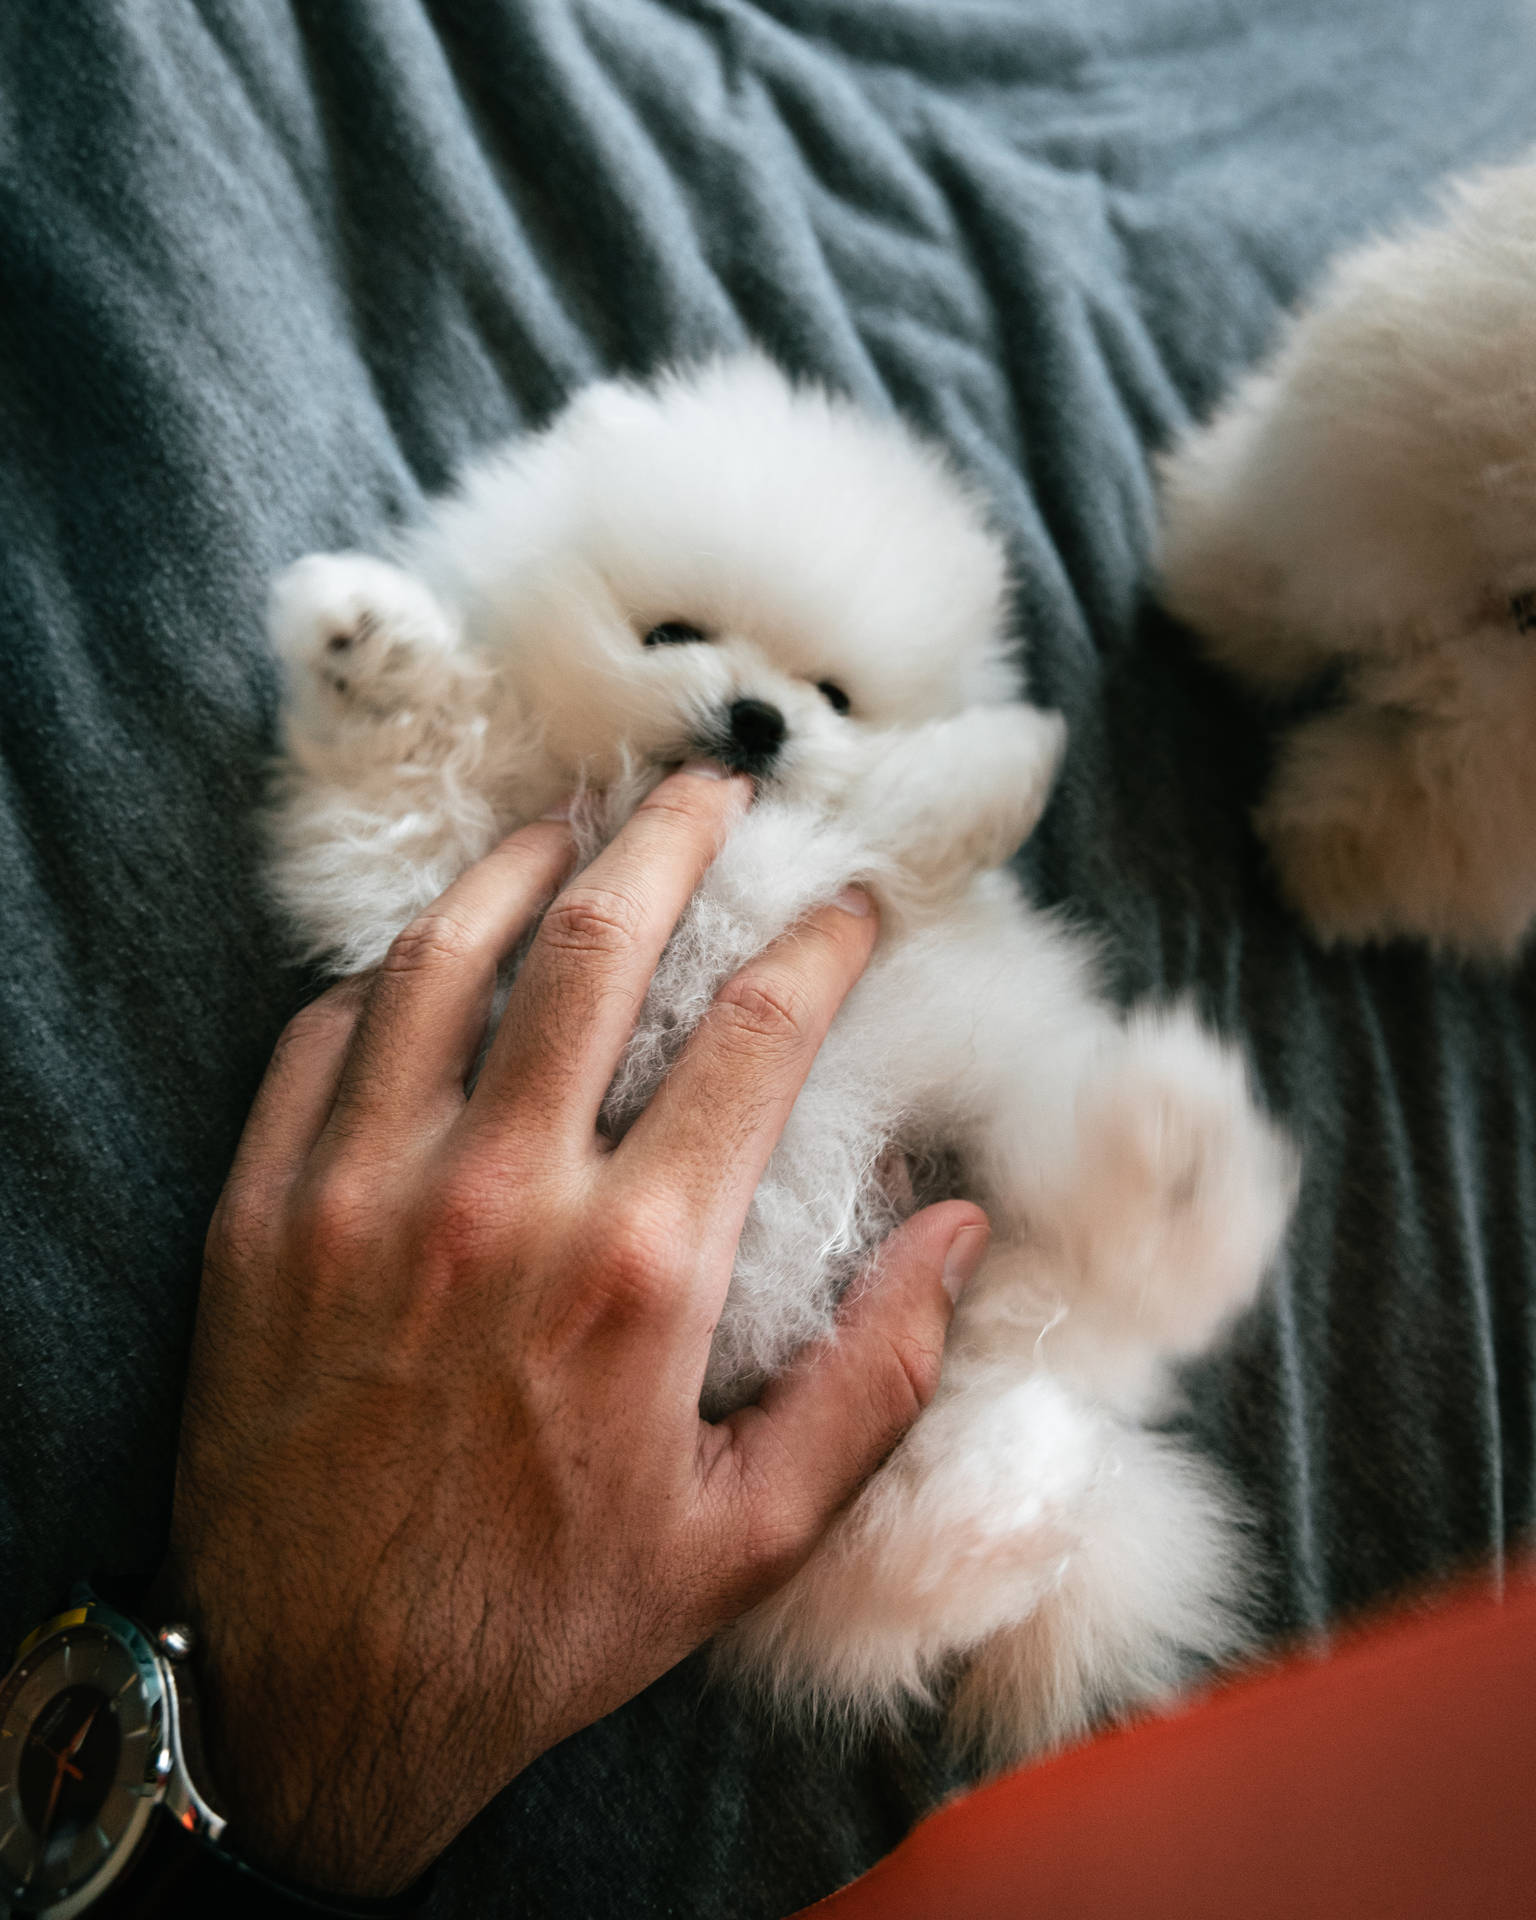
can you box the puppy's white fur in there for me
[269,356,1295,1769]
[1158,158,1536,959]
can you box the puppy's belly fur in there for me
[582,792,1098,1412]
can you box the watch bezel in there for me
[0,1602,169,1919]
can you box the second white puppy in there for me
[1159,157,1536,960]
[269,357,1295,1769]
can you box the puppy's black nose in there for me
[720,698,786,774]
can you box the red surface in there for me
[791,1571,1536,1920]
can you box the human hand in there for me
[161,764,990,1896]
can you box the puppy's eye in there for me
[642,620,709,647]
[1511,591,1536,634]
[817,680,852,715]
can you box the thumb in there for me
[720,1201,990,1579]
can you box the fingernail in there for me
[832,884,872,917]
[679,758,729,780]
[942,1223,990,1303]
[541,798,575,821]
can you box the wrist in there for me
[0,1589,435,1919]
[176,1631,444,1898]
[155,1559,505,1901]
[138,1560,454,1901]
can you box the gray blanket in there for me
[3,4,1534,1915]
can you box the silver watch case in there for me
[0,1599,226,1919]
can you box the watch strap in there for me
[84,1814,434,1920]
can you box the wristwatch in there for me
[0,1593,429,1918]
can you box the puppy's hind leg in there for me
[713,1293,1160,1743]
[969,1002,1295,1409]
[714,1267,1251,1769]
[1045,1008,1297,1381]
[946,1412,1252,1773]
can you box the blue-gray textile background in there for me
[2,4,1535,1915]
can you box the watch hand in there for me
[36,1702,102,1841]
[64,1709,98,1757]
[60,1703,100,1769]
[39,1752,70,1843]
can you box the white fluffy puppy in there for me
[1159,158,1536,960]
[268,357,1295,1769]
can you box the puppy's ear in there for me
[849,704,1066,901]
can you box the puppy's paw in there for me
[1060,1009,1296,1355]
[715,1366,1107,1729]
[853,703,1067,899]
[946,1418,1250,1772]
[270,553,463,729]
[965,704,1069,867]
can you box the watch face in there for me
[0,1620,161,1914]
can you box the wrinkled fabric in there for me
[2,4,1534,1915]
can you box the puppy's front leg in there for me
[883,925,1295,1404]
[271,552,477,739]
[1023,1007,1297,1398]
[850,704,1066,911]
[267,553,505,972]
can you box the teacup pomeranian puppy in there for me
[268,356,1295,1769]
[1158,156,1536,961]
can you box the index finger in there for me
[610,886,878,1275]
[468,765,750,1149]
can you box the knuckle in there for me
[872,1325,944,1426]
[728,1468,830,1599]
[381,910,481,979]
[206,1177,266,1270]
[713,972,812,1050]
[273,990,354,1061]
[539,884,644,959]
[734,1446,809,1561]
[739,1508,808,1594]
[584,1203,688,1318]
[416,1170,505,1271]
[289,1169,380,1271]
[638,779,727,830]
